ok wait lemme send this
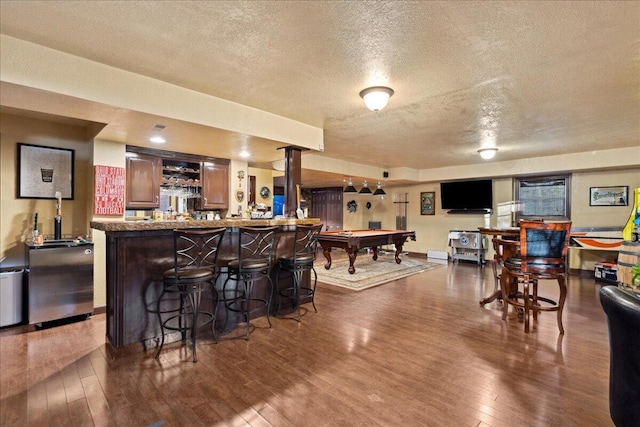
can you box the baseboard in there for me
[427,250,449,260]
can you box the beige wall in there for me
[1,114,93,267]
[90,139,126,308]
[339,170,639,270]
[340,177,511,255]
[248,166,274,207]
[2,112,638,312]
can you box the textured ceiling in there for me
[0,1,638,187]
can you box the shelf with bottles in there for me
[161,159,201,188]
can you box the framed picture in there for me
[421,191,435,215]
[589,186,628,206]
[17,143,74,199]
[235,189,245,203]
[94,165,125,216]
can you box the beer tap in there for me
[54,191,62,240]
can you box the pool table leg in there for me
[322,247,333,270]
[394,244,404,264]
[347,249,358,274]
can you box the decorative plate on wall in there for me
[260,186,270,198]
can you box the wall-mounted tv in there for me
[440,179,493,212]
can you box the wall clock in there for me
[260,186,270,198]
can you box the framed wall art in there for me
[421,191,435,215]
[17,143,74,199]
[94,165,125,216]
[589,186,628,206]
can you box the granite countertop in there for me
[90,217,320,232]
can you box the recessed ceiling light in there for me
[239,150,250,158]
[149,136,166,144]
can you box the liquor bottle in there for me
[622,187,640,241]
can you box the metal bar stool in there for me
[276,224,323,321]
[222,226,278,340]
[155,227,226,362]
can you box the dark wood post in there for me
[283,147,302,217]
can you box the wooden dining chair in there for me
[498,221,572,333]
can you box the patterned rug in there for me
[316,251,445,291]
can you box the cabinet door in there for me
[126,154,161,209]
[201,162,229,209]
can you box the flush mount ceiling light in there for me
[478,147,498,160]
[343,178,358,193]
[359,86,394,111]
[359,181,372,195]
[373,182,386,196]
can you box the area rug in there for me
[316,251,445,291]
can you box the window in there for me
[515,174,571,221]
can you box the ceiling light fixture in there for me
[149,136,166,144]
[373,182,386,196]
[478,147,498,160]
[359,86,394,111]
[343,178,358,193]
[359,181,372,195]
[239,150,250,158]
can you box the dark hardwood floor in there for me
[0,261,614,426]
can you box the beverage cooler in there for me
[26,240,94,325]
[0,269,25,327]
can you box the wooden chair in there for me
[498,221,572,333]
[487,236,520,307]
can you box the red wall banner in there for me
[94,165,125,216]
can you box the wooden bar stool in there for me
[155,227,226,362]
[499,221,571,333]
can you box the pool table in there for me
[318,229,417,274]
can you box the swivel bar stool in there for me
[155,227,226,362]
[222,226,279,340]
[276,224,323,321]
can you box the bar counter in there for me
[91,218,320,348]
[90,217,320,232]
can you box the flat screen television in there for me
[440,179,493,212]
